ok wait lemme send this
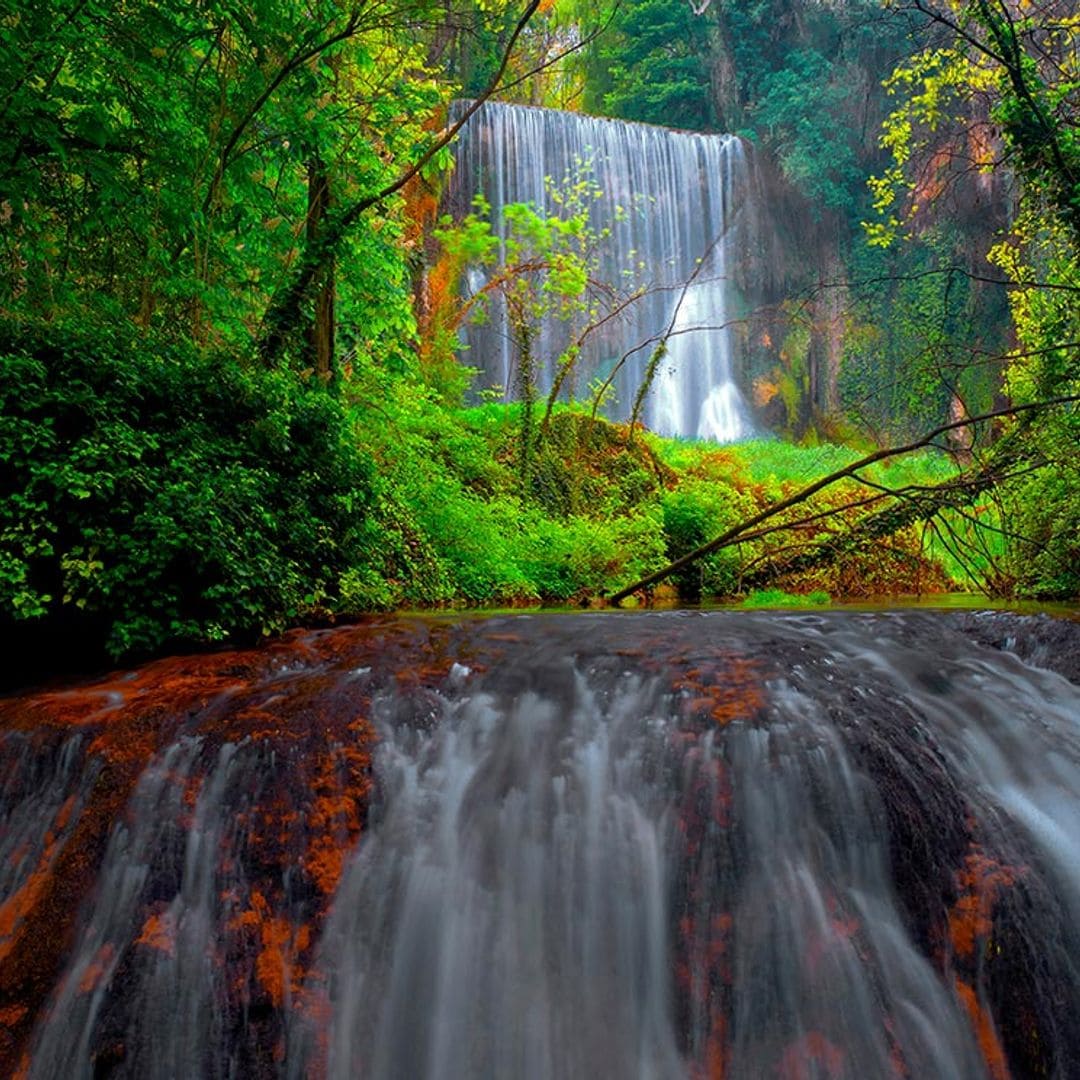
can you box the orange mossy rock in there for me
[0,610,1075,1076]
[0,618,413,1066]
[76,944,115,995]
[942,839,1024,1080]
[235,890,312,1010]
[134,911,177,957]
[954,979,1011,1080]
[948,849,1023,961]
[304,734,374,896]
[667,648,757,1079]
[672,655,765,726]
[0,795,76,964]
[0,1004,28,1027]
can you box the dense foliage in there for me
[0,322,379,658]
[866,0,1080,596]
[0,0,439,368]
[0,0,1077,673]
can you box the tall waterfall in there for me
[448,102,755,443]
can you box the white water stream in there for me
[4,612,1080,1077]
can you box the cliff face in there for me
[736,135,1013,441]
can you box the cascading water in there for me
[1,610,1080,1078]
[448,102,756,443]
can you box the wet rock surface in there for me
[0,610,1078,1078]
[953,609,1080,686]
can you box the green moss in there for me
[741,589,832,608]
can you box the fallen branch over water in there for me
[607,395,1080,605]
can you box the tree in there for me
[611,0,1080,601]
[434,169,636,490]
[0,0,542,377]
[875,1,1080,592]
[578,0,718,130]
[255,0,543,367]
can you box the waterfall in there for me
[3,611,1080,1077]
[448,102,756,443]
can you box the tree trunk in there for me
[307,156,335,380]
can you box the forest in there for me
[1,0,1078,672]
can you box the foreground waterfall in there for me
[2,611,1080,1077]
[449,103,755,442]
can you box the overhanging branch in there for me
[607,394,1080,604]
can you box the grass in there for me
[740,588,832,608]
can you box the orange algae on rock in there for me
[0,1004,28,1027]
[672,715,738,1077]
[955,979,1011,1080]
[948,849,1022,961]
[134,911,177,956]
[304,730,375,896]
[0,618,400,1067]
[232,891,313,1010]
[77,943,116,994]
[689,1015,729,1080]
[0,796,76,965]
[672,654,765,726]
[684,910,733,1080]
[943,841,1023,1080]
[0,756,156,1066]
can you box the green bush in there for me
[399,472,536,604]
[517,516,619,600]
[0,320,378,658]
[661,481,752,599]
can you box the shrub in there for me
[0,320,378,659]
[660,481,752,599]
[517,515,619,600]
